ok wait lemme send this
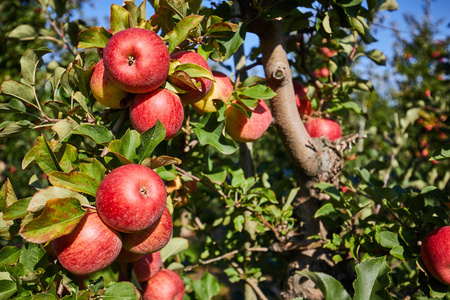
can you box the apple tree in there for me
[0,0,449,299]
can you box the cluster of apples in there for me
[51,164,183,299]
[293,81,342,141]
[90,27,273,143]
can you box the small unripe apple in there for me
[421,226,450,285]
[170,51,213,105]
[133,251,162,283]
[192,70,233,114]
[103,28,170,94]
[90,59,128,109]
[224,99,272,143]
[293,81,312,116]
[96,164,167,233]
[141,269,185,300]
[304,118,342,141]
[129,88,184,140]
[51,211,122,275]
[123,207,173,255]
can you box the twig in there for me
[231,261,269,300]
[174,165,228,199]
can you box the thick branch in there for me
[257,19,319,177]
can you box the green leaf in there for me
[238,85,276,100]
[297,270,351,300]
[430,144,450,161]
[282,187,300,211]
[341,101,362,114]
[33,135,63,174]
[174,63,214,81]
[239,76,265,88]
[8,24,37,39]
[102,282,140,300]
[59,143,79,172]
[0,179,18,211]
[210,22,246,62]
[192,272,220,300]
[19,243,47,273]
[353,257,392,300]
[77,26,112,49]
[316,183,341,201]
[365,50,386,66]
[380,0,398,11]
[48,171,99,197]
[136,120,166,164]
[0,279,16,300]
[315,203,336,219]
[27,186,89,213]
[20,47,53,86]
[0,99,27,114]
[167,15,204,53]
[120,129,141,162]
[72,124,114,145]
[376,231,400,248]
[79,159,106,186]
[195,114,238,155]
[3,197,31,220]
[110,4,130,34]
[0,120,34,138]
[141,156,181,169]
[322,12,332,33]
[0,247,21,270]
[202,169,227,185]
[19,198,86,244]
[160,237,189,262]
[0,80,36,107]
[234,215,244,232]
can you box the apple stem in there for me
[140,186,148,196]
[128,55,136,66]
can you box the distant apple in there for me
[293,81,312,116]
[170,50,213,105]
[304,118,342,141]
[96,164,167,233]
[123,207,173,255]
[103,28,170,94]
[90,59,128,109]
[225,99,272,143]
[424,89,431,98]
[133,251,162,283]
[51,211,122,275]
[141,269,185,300]
[319,47,337,58]
[421,226,450,285]
[192,70,233,114]
[314,67,330,78]
[129,88,184,140]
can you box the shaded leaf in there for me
[297,270,351,300]
[102,282,140,300]
[141,156,182,169]
[430,144,450,161]
[316,182,341,201]
[366,49,386,66]
[0,247,21,270]
[20,47,53,86]
[195,114,238,155]
[0,120,34,138]
[136,120,166,164]
[0,279,16,299]
[210,22,245,62]
[353,257,392,300]
[8,24,37,39]
[19,243,47,273]
[0,80,36,107]
[19,198,86,244]
[192,272,220,300]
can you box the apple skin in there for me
[293,81,312,116]
[225,99,272,143]
[141,269,185,300]
[96,164,167,233]
[116,248,145,263]
[51,211,122,275]
[129,88,184,140]
[103,28,170,94]
[192,70,233,114]
[123,207,173,255]
[304,118,342,141]
[421,226,450,285]
[170,51,213,105]
[133,251,162,283]
[90,59,129,109]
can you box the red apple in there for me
[424,89,431,98]
[51,211,122,275]
[133,251,162,283]
[141,269,185,300]
[192,70,233,114]
[225,99,272,143]
[293,81,312,116]
[304,118,342,141]
[421,226,450,285]
[96,164,167,233]
[319,47,337,58]
[170,51,213,105]
[129,88,184,140]
[123,207,173,255]
[116,248,145,263]
[103,28,170,94]
[90,59,128,109]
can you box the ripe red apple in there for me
[304,118,342,141]
[141,269,185,300]
[293,81,312,116]
[129,88,184,140]
[192,70,233,114]
[421,226,450,285]
[123,207,173,255]
[225,99,272,143]
[51,211,122,275]
[116,248,145,263]
[170,50,213,105]
[90,59,128,109]
[96,164,167,233]
[133,251,162,283]
[424,89,431,98]
[103,28,170,94]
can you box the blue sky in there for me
[81,0,450,78]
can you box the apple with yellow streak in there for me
[192,71,233,114]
